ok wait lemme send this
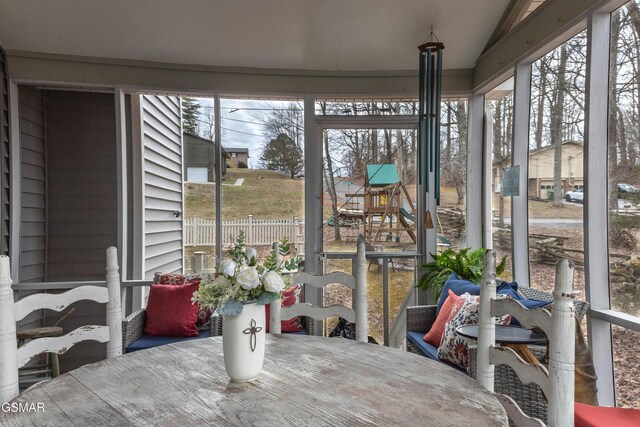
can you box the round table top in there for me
[5,335,507,426]
[456,324,548,345]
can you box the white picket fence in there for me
[185,215,303,247]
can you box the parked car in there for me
[617,183,639,198]
[565,188,584,203]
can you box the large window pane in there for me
[527,32,587,298]
[609,2,640,319]
[486,79,514,280]
[438,99,468,250]
[220,98,305,259]
[609,4,640,407]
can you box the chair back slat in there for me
[491,298,552,337]
[292,271,356,289]
[282,304,355,323]
[14,286,109,322]
[494,394,546,427]
[17,325,110,368]
[489,347,551,397]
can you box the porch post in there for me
[511,63,531,287]
[304,95,323,335]
[466,94,484,250]
[214,93,223,262]
[584,10,615,406]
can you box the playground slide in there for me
[399,207,415,222]
[399,207,451,247]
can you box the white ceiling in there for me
[0,0,509,72]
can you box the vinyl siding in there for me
[141,95,183,278]
[43,90,117,373]
[18,86,46,283]
[0,47,9,256]
[45,91,117,282]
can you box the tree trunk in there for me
[535,62,547,150]
[551,45,568,208]
[323,129,341,241]
[454,101,468,205]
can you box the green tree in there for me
[260,133,303,178]
[182,97,200,134]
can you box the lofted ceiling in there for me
[0,0,510,72]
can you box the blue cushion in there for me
[496,281,551,325]
[436,273,480,316]
[126,330,210,353]
[283,328,309,335]
[406,331,466,373]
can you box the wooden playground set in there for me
[337,164,418,244]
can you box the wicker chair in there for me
[406,285,589,425]
[122,311,222,351]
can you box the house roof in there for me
[493,140,583,166]
[183,132,229,158]
[0,0,509,72]
[224,147,249,153]
[366,164,400,186]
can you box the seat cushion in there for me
[575,402,640,427]
[126,330,210,353]
[407,331,466,373]
[144,282,200,337]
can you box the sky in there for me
[193,98,301,168]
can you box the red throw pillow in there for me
[144,282,200,337]
[423,290,459,347]
[265,284,304,333]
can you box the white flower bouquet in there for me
[192,231,302,316]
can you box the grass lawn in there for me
[184,169,304,221]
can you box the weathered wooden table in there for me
[3,335,507,426]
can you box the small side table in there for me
[457,324,547,364]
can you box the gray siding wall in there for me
[43,90,117,372]
[45,91,118,281]
[1,47,9,256]
[18,86,46,283]
[141,95,183,278]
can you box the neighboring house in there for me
[183,132,228,182]
[225,147,249,167]
[493,141,584,199]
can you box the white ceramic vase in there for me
[222,302,266,382]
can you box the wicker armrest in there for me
[122,309,146,350]
[210,314,223,337]
[406,305,437,334]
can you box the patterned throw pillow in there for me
[153,272,186,285]
[437,293,511,369]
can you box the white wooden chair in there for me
[476,250,575,427]
[0,247,123,404]
[270,238,368,342]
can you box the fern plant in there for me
[417,248,507,303]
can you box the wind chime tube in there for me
[435,48,443,204]
[430,52,437,176]
[418,52,426,188]
[425,51,433,185]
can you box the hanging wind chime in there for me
[418,29,444,229]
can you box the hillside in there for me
[184,169,305,221]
